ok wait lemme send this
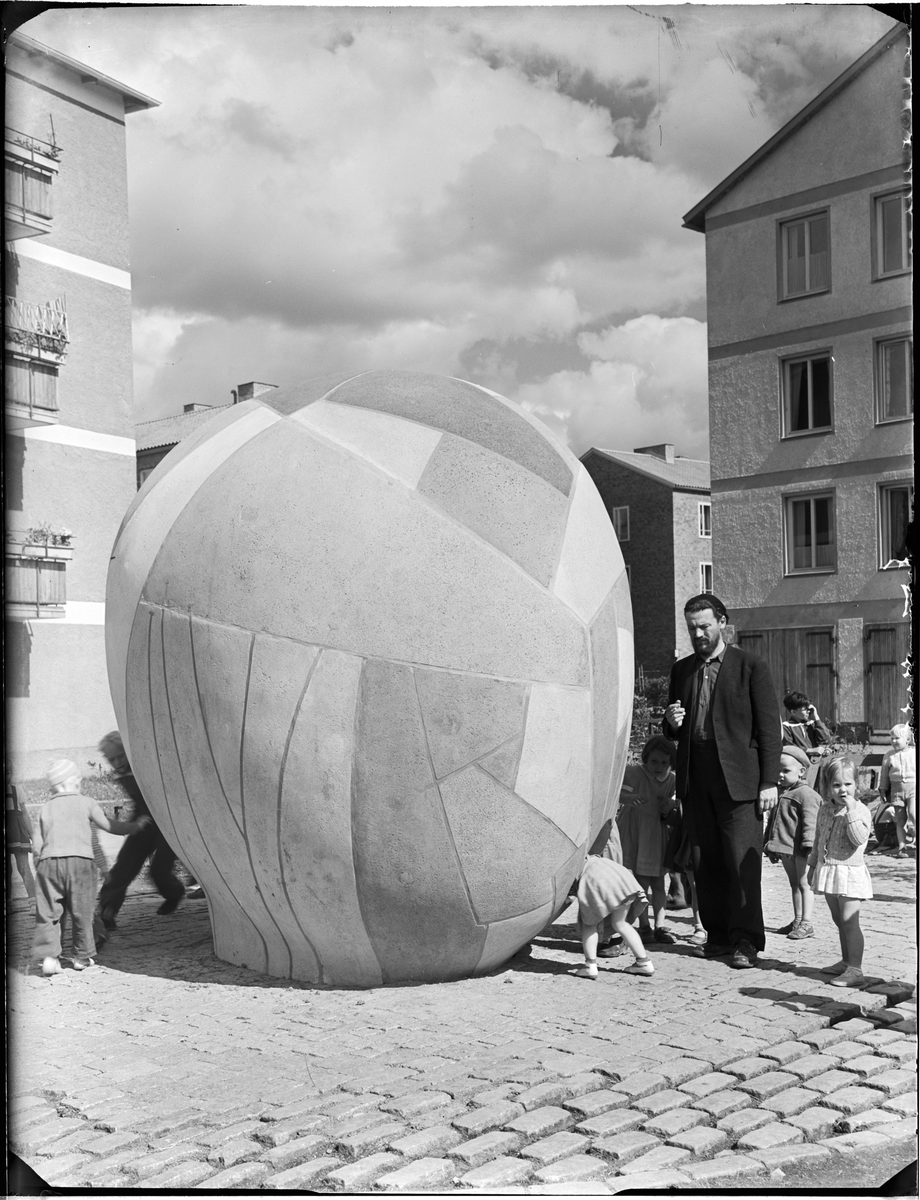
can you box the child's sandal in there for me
[623,958,654,976]
[572,962,599,979]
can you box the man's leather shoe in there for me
[730,940,759,969]
[689,943,731,959]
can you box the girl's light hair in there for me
[819,754,857,798]
[891,723,915,745]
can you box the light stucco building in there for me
[5,32,157,777]
[683,24,912,735]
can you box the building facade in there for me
[683,25,912,734]
[581,445,712,678]
[135,382,278,487]
[5,33,157,777]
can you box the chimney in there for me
[634,443,675,464]
[233,381,279,403]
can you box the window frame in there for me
[610,505,630,543]
[777,208,831,302]
[871,188,912,280]
[878,480,913,570]
[698,501,712,539]
[780,349,834,438]
[699,562,713,593]
[874,335,913,424]
[783,490,837,576]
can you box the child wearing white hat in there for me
[32,760,148,976]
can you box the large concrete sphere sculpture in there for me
[106,370,633,986]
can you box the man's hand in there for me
[665,702,685,730]
[757,786,778,818]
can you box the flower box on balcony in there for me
[12,540,73,561]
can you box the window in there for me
[4,355,59,412]
[699,501,712,538]
[138,467,155,488]
[873,190,911,278]
[611,506,629,542]
[876,337,913,422]
[782,353,832,435]
[879,483,913,568]
[700,563,713,593]
[780,211,829,298]
[785,493,836,573]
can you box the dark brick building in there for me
[581,444,712,678]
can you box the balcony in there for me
[5,528,73,621]
[5,126,60,239]
[4,296,68,428]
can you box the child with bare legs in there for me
[571,854,654,979]
[616,736,678,945]
[808,756,873,988]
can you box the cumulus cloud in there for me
[517,314,709,459]
[26,4,900,451]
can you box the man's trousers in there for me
[685,741,765,952]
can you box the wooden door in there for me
[737,627,836,724]
[865,623,911,731]
[789,628,836,725]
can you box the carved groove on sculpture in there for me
[106,370,633,986]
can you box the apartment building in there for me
[683,24,911,733]
[581,444,712,677]
[5,32,157,776]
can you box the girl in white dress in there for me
[808,756,872,989]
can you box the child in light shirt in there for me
[879,724,916,858]
[32,759,147,976]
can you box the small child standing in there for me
[764,745,820,939]
[616,736,678,944]
[571,854,654,979]
[879,724,916,859]
[32,759,147,976]
[808,755,872,988]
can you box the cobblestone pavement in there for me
[8,854,916,1193]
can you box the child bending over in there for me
[570,854,654,979]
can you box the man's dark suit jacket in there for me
[665,643,782,804]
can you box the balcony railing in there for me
[5,125,60,238]
[5,126,61,162]
[5,296,69,361]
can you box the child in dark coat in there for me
[764,745,820,939]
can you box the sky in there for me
[24,3,899,459]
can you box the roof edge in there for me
[9,30,160,112]
[682,23,907,234]
[581,447,711,491]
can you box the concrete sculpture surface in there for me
[105,370,633,986]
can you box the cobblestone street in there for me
[8,854,916,1193]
